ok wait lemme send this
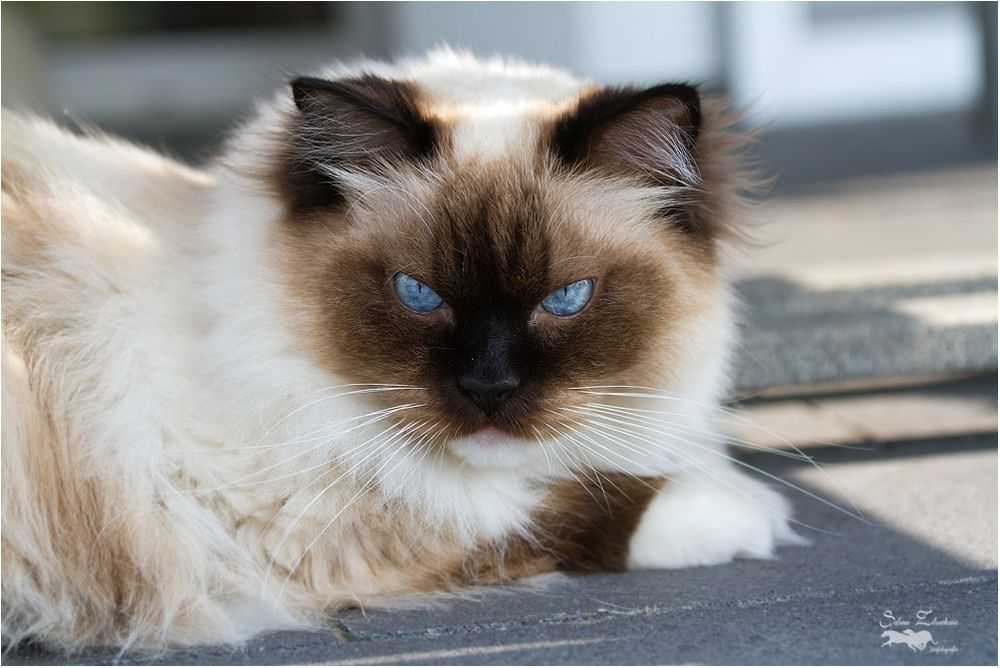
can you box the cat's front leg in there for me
[628,467,804,569]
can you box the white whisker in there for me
[531,425,603,509]
[239,404,419,454]
[570,406,869,525]
[574,386,871,451]
[263,420,425,605]
[250,386,423,451]
[274,420,431,603]
[567,416,837,536]
[544,423,614,512]
[583,402,813,463]
[251,419,424,547]
[547,424,638,502]
[203,404,425,496]
[549,413,662,476]
[578,402,866,520]
[574,386,866,517]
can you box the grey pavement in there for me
[731,165,997,391]
[734,273,997,391]
[8,432,996,666]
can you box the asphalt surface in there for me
[8,432,996,666]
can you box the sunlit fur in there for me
[1,50,796,651]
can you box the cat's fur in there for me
[1,50,799,650]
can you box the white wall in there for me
[726,2,982,126]
[386,1,983,126]
[385,2,720,85]
[2,2,985,134]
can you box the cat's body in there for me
[1,51,798,650]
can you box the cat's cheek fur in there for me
[627,470,805,569]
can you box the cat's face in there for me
[263,74,736,467]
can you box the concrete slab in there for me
[730,166,997,273]
[730,374,998,449]
[728,165,997,391]
[733,275,997,390]
[8,434,996,665]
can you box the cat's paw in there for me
[627,471,806,569]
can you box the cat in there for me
[1,49,800,651]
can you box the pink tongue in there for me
[476,425,504,444]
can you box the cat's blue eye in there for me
[393,273,444,313]
[540,279,595,316]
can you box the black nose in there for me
[458,373,520,418]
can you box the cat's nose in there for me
[458,373,520,418]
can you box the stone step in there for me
[729,165,997,393]
[733,267,997,392]
[728,373,997,451]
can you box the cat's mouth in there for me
[449,421,513,445]
[473,423,505,441]
[446,423,536,469]
[436,377,550,441]
[451,413,536,441]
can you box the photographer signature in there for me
[878,609,959,654]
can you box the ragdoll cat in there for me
[1,50,799,650]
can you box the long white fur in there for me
[1,49,793,650]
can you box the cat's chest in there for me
[188,447,539,593]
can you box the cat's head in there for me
[232,55,748,471]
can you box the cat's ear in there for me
[550,83,704,223]
[283,75,437,210]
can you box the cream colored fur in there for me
[1,50,794,650]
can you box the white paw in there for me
[627,470,806,569]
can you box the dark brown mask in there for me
[269,73,735,443]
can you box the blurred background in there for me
[2,1,995,190]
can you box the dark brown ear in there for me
[550,83,704,226]
[282,75,438,211]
